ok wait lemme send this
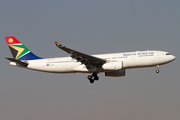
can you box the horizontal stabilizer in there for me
[5,57,29,66]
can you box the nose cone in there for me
[171,55,176,61]
[172,55,176,60]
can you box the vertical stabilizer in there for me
[5,36,42,60]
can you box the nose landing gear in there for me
[156,65,159,73]
[87,72,99,84]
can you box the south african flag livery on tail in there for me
[5,36,42,60]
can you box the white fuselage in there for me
[11,50,176,73]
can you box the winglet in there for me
[55,41,62,47]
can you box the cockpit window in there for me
[166,53,171,55]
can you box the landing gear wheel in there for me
[87,72,99,83]
[95,76,99,81]
[156,69,159,73]
[89,79,94,84]
[87,75,92,80]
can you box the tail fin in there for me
[5,36,42,60]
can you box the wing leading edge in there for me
[54,41,106,68]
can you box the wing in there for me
[54,41,106,68]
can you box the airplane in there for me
[5,36,176,83]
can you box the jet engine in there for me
[105,70,125,77]
[102,61,123,70]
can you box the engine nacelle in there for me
[105,70,125,77]
[102,61,123,70]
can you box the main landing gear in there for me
[156,65,159,73]
[87,72,99,84]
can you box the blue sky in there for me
[0,1,180,120]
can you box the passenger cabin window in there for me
[166,53,170,55]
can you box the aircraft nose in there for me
[171,55,176,61]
